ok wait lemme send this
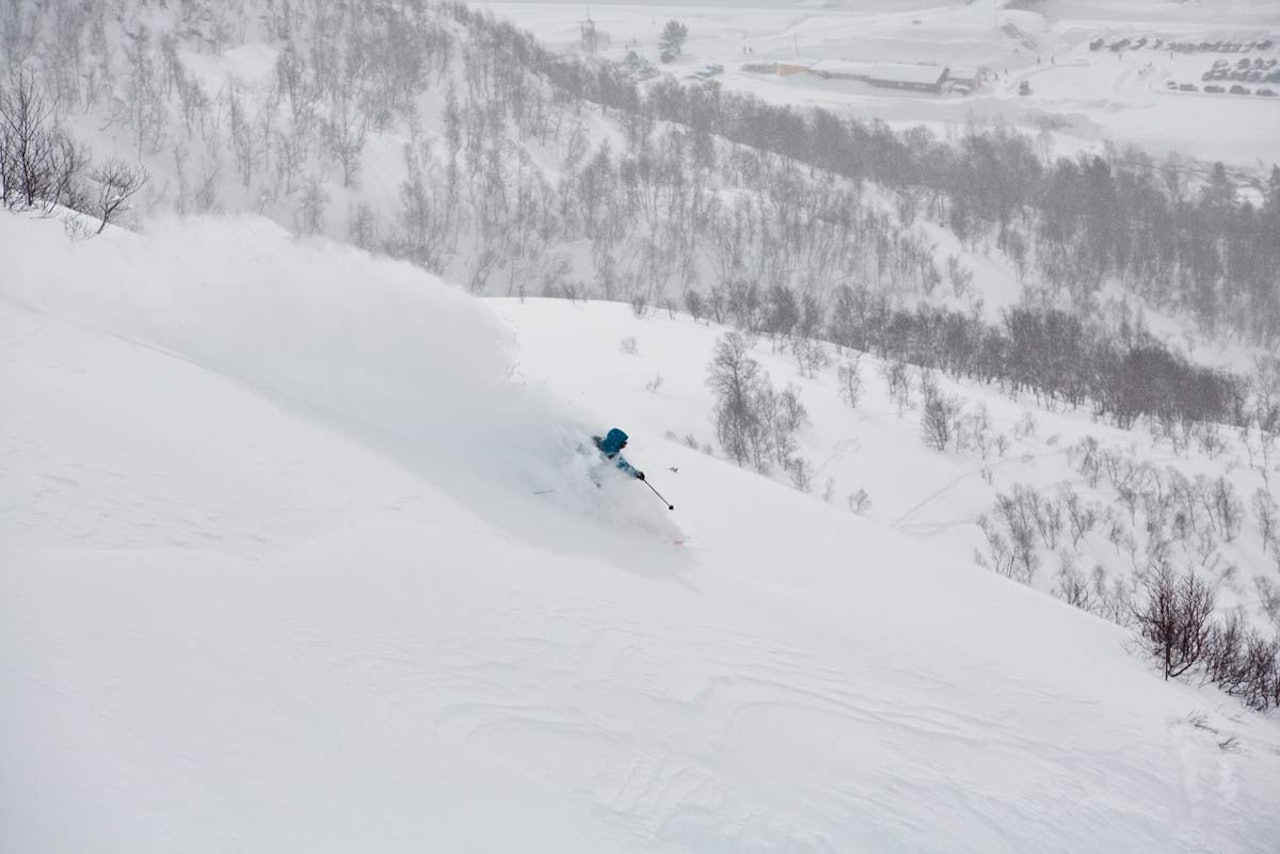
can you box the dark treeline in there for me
[828,293,1242,431]
[444,2,1280,348]
[689,277,1244,430]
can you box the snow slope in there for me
[2,212,1279,853]
[494,296,1280,632]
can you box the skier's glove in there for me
[636,471,645,480]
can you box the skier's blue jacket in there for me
[593,428,641,478]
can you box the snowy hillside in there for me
[480,0,1280,165]
[4,212,1280,852]
[5,0,1277,355]
[495,296,1280,633]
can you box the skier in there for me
[592,427,645,481]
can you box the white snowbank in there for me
[0,214,682,553]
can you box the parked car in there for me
[1229,84,1250,95]
[1165,79,1179,89]
[1089,38,1105,51]
[1205,84,1225,93]
[1179,83,1197,91]
[1257,88,1277,97]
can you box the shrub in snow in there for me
[920,373,962,453]
[1132,561,1215,681]
[847,489,872,515]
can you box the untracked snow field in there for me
[3,212,1280,852]
[475,0,1280,167]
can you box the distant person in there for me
[592,428,645,481]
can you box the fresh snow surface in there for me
[494,296,1280,632]
[3,212,1279,853]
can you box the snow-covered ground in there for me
[476,0,1280,167]
[3,211,1279,852]
[496,295,1280,630]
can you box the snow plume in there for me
[0,214,680,553]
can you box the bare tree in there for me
[1256,577,1280,627]
[1133,562,1215,680]
[46,132,90,213]
[920,375,961,452]
[787,457,813,493]
[1205,615,1280,711]
[1062,487,1099,548]
[773,383,808,466]
[848,489,872,515]
[981,485,1044,583]
[122,26,166,158]
[90,158,148,233]
[348,202,379,249]
[837,358,862,409]
[976,515,1018,579]
[296,174,328,236]
[683,288,705,323]
[327,85,368,189]
[1252,488,1277,555]
[1203,476,1243,541]
[0,69,57,207]
[1054,552,1098,614]
[707,331,765,467]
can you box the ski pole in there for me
[644,478,674,510]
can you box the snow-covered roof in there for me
[808,58,875,77]
[807,59,948,87]
[865,63,948,86]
